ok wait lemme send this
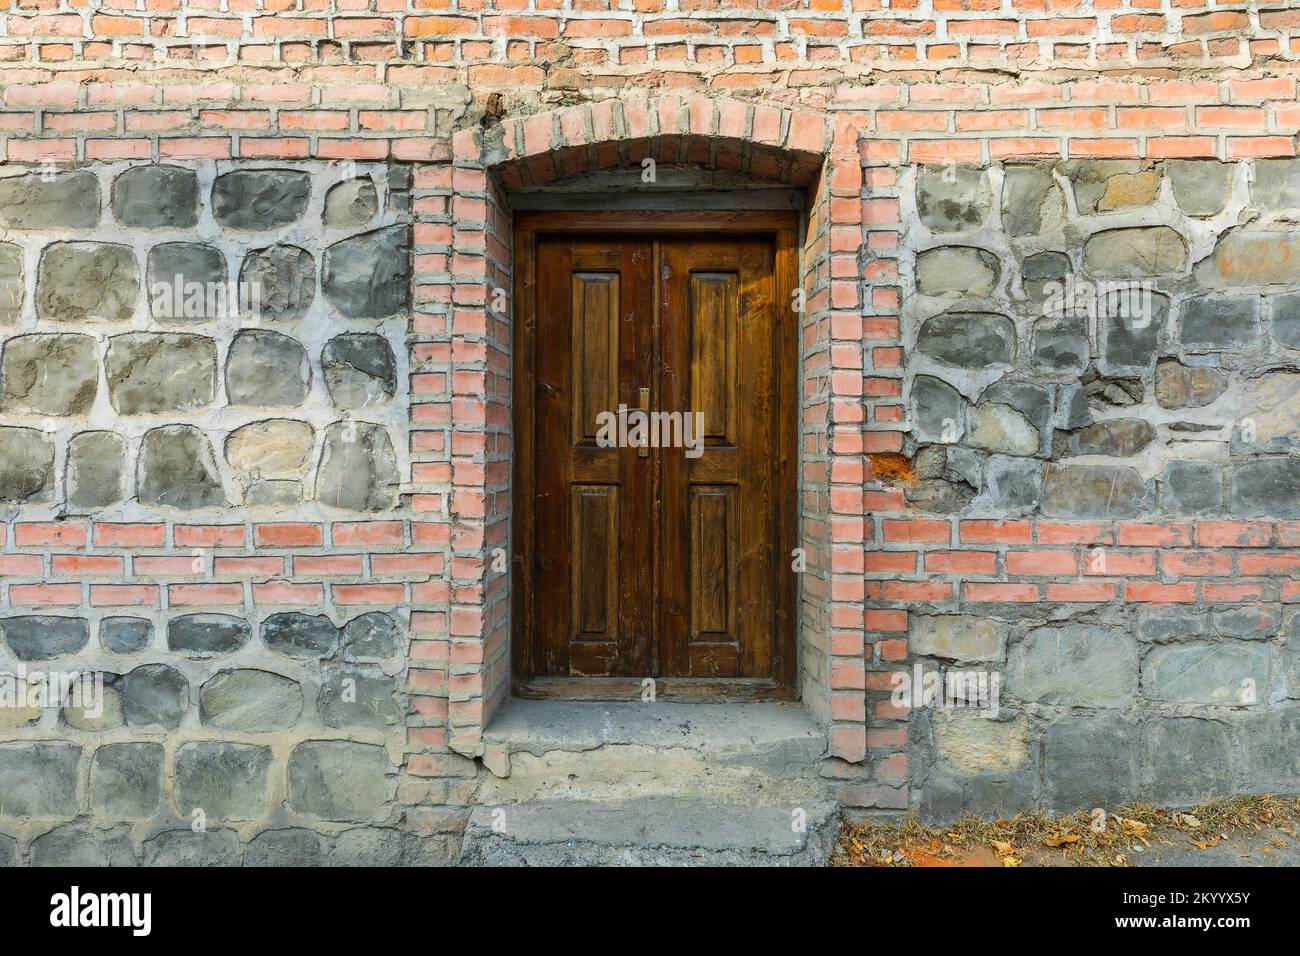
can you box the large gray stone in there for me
[1042,715,1138,814]
[0,743,80,817]
[1007,625,1138,707]
[932,712,1030,777]
[261,612,339,658]
[979,455,1042,512]
[1083,226,1187,278]
[328,826,406,867]
[1065,160,1159,214]
[1041,463,1146,517]
[0,615,89,660]
[1273,292,1300,349]
[111,164,199,229]
[1142,718,1235,806]
[1200,230,1300,286]
[316,422,400,512]
[288,740,390,822]
[1102,291,1168,369]
[1021,250,1070,301]
[1230,458,1300,518]
[322,333,397,408]
[0,170,100,229]
[1001,164,1062,237]
[225,419,315,477]
[99,616,153,655]
[1239,709,1300,793]
[1160,460,1223,515]
[982,380,1052,435]
[142,828,241,867]
[36,242,139,323]
[1252,158,1300,211]
[90,742,164,819]
[62,677,124,733]
[1214,606,1279,639]
[0,426,53,502]
[175,741,273,821]
[225,329,310,407]
[0,333,98,416]
[147,242,228,321]
[324,177,379,228]
[1235,371,1300,454]
[915,165,990,232]
[29,825,135,867]
[167,613,250,657]
[200,669,303,732]
[915,312,1014,368]
[239,245,315,322]
[319,664,400,729]
[245,828,326,866]
[341,612,402,660]
[322,225,410,320]
[66,431,126,510]
[0,242,23,324]
[212,169,311,230]
[1142,642,1270,705]
[137,425,225,510]
[967,402,1039,456]
[1165,159,1234,218]
[1031,313,1089,376]
[909,615,1005,663]
[106,333,216,414]
[1068,418,1154,457]
[120,664,189,730]
[910,375,965,444]
[1154,359,1226,409]
[1180,295,1259,350]
[915,246,999,298]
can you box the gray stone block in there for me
[1007,624,1138,707]
[1001,163,1061,237]
[322,225,410,320]
[29,825,135,867]
[36,242,139,323]
[175,741,274,821]
[167,613,249,657]
[915,246,999,298]
[1031,313,1089,376]
[1159,460,1223,515]
[99,616,153,655]
[212,169,311,230]
[322,333,397,408]
[1154,359,1226,409]
[106,332,216,415]
[1043,714,1139,814]
[0,242,23,325]
[147,242,228,320]
[224,419,314,477]
[341,612,402,660]
[1180,295,1259,350]
[0,170,100,230]
[910,375,964,444]
[1165,159,1233,218]
[315,422,400,512]
[1083,226,1187,278]
[0,743,81,817]
[1142,641,1269,705]
[137,425,225,510]
[66,431,126,510]
[1273,292,1300,350]
[225,329,310,407]
[916,165,990,232]
[111,164,200,229]
[261,612,338,658]
[324,177,378,229]
[245,828,326,866]
[239,244,315,322]
[1231,458,1300,518]
[318,664,400,729]
[120,663,189,730]
[915,312,1014,368]
[0,426,54,502]
[91,742,164,818]
[1102,291,1168,370]
[199,669,303,732]
[1041,463,1146,518]
[0,333,97,416]
[1068,418,1154,457]
[0,615,89,660]
[142,828,241,867]
[288,740,389,822]
[1142,718,1235,806]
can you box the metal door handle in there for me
[638,387,650,457]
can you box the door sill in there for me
[513,677,798,703]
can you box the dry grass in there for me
[833,794,1300,867]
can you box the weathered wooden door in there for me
[516,213,797,698]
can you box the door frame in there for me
[510,210,801,701]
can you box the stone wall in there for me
[896,157,1300,819]
[0,159,429,865]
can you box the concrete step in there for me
[478,699,830,803]
[459,798,840,866]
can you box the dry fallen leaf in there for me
[990,839,1014,855]
[1044,833,1081,847]
[1002,856,1021,867]
[1192,838,1220,849]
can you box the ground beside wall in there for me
[0,2,1299,864]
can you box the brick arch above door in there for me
[410,95,876,766]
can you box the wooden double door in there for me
[513,212,798,698]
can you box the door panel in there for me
[525,225,789,690]
[659,238,778,679]
[534,238,653,677]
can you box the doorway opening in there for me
[511,211,800,701]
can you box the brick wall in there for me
[1,1,1299,862]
